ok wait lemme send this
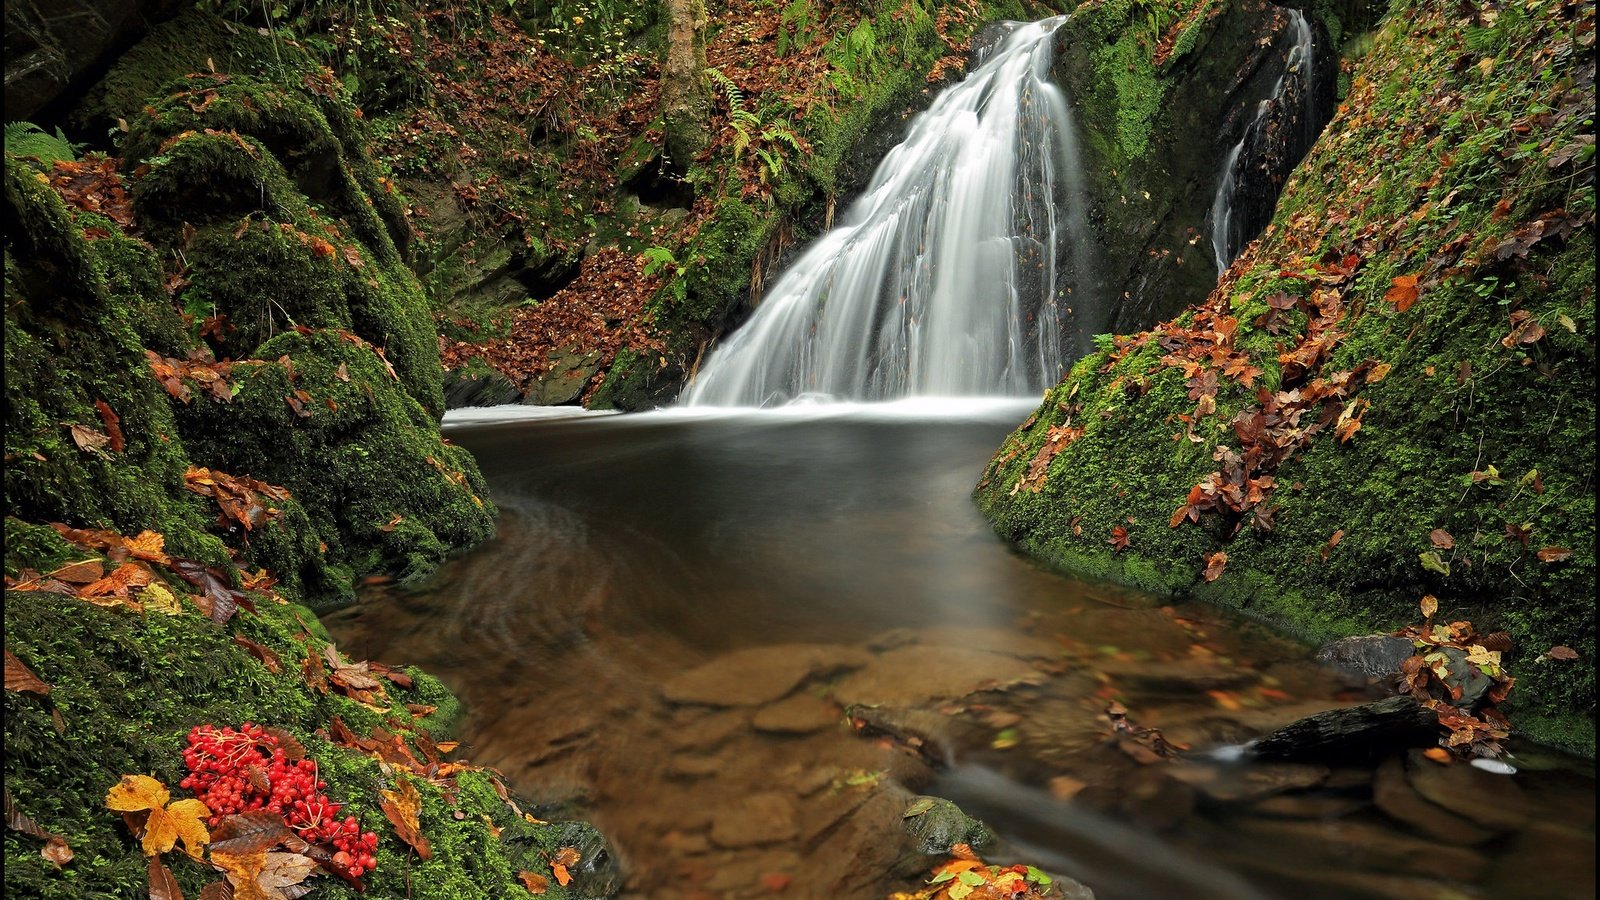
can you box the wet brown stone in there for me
[708,792,799,849]
[829,645,1042,707]
[1166,760,1330,803]
[1404,749,1530,831]
[663,644,872,706]
[752,693,843,734]
[1372,756,1499,845]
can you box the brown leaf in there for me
[48,559,104,584]
[1536,546,1572,563]
[262,728,307,761]
[1109,526,1130,553]
[1384,274,1420,312]
[80,562,152,598]
[1319,528,1344,561]
[209,811,293,856]
[257,851,319,895]
[1201,551,1228,583]
[1545,646,1580,661]
[519,871,549,894]
[233,635,283,674]
[94,400,125,453]
[69,423,112,452]
[149,854,183,900]
[1420,594,1439,620]
[5,650,51,695]
[1428,528,1455,549]
[199,882,235,900]
[379,778,432,859]
[7,788,72,866]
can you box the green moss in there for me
[173,329,495,593]
[3,518,76,576]
[979,0,1595,753]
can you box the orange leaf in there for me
[1384,274,1420,312]
[1423,747,1454,765]
[519,871,549,894]
[1201,551,1228,582]
[551,863,572,887]
[1536,546,1571,563]
[379,777,432,859]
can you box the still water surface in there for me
[327,401,1594,900]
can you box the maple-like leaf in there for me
[1108,526,1130,552]
[1384,274,1420,311]
[105,775,210,857]
[379,777,432,859]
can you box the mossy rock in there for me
[2,587,610,899]
[979,0,1595,754]
[172,329,495,591]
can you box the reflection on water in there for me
[326,402,1595,900]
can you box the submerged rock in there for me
[662,643,871,707]
[1248,696,1440,763]
[829,645,1042,708]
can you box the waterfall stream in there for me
[685,17,1092,407]
[1208,9,1316,272]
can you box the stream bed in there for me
[326,401,1594,900]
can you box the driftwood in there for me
[1248,695,1439,763]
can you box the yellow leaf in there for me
[139,582,184,616]
[213,849,272,900]
[1419,594,1438,619]
[105,776,209,857]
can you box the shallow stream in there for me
[326,401,1594,899]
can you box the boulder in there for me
[1248,695,1440,762]
[1315,634,1416,681]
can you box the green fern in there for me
[4,122,81,164]
[642,246,683,279]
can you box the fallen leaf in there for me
[1109,526,1130,552]
[48,559,104,584]
[1535,546,1572,563]
[257,851,319,894]
[1545,646,1579,661]
[6,789,73,866]
[233,635,283,673]
[94,400,125,453]
[379,778,431,859]
[1319,529,1344,561]
[1420,595,1439,620]
[1201,551,1227,582]
[1384,274,1420,312]
[105,775,210,857]
[5,650,51,695]
[140,583,186,616]
[69,423,111,452]
[1423,747,1454,765]
[1428,529,1455,549]
[149,855,182,900]
[519,871,549,894]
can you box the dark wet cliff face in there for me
[1048,0,1340,336]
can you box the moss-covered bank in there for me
[977,0,1595,753]
[4,19,611,893]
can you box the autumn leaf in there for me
[1201,551,1227,582]
[1544,646,1580,661]
[234,635,283,673]
[551,844,581,886]
[1319,528,1344,561]
[1536,546,1572,563]
[1384,274,1420,312]
[1108,526,1130,553]
[379,777,432,859]
[139,582,186,616]
[7,788,73,866]
[1420,595,1439,620]
[149,855,183,900]
[5,650,51,695]
[69,423,112,453]
[1419,551,1450,576]
[81,562,153,599]
[94,400,126,453]
[212,850,273,900]
[209,811,293,856]
[105,774,210,857]
[48,559,104,584]
[519,871,549,894]
[1422,747,1454,765]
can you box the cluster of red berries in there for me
[181,723,380,877]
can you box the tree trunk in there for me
[660,0,710,168]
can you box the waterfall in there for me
[1208,8,1316,273]
[685,17,1091,407]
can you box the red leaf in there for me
[94,400,125,452]
[1109,526,1130,552]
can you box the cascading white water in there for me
[1208,8,1315,273]
[685,17,1091,407]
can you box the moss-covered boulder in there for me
[1051,0,1340,333]
[3,579,613,899]
[977,0,1594,753]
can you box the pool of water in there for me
[326,401,1594,900]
